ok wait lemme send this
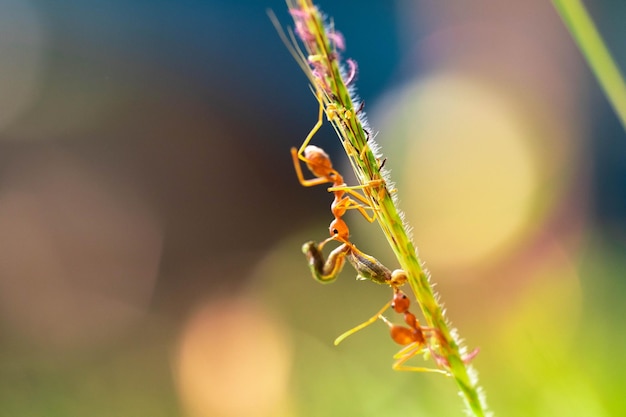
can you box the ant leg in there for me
[333,300,392,346]
[297,90,325,158]
[328,180,384,196]
[331,195,378,223]
[378,315,450,375]
[326,184,383,225]
[390,344,450,375]
[341,198,378,223]
[328,181,385,204]
[359,140,371,160]
[291,92,341,187]
[415,328,479,367]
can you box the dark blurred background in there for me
[0,1,625,416]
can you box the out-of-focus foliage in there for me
[0,1,625,417]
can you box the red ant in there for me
[379,289,464,374]
[302,235,480,374]
[291,93,381,247]
[327,258,479,374]
[301,240,440,372]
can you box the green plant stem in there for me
[552,0,626,131]
[280,1,489,416]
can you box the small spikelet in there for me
[344,58,358,85]
[327,30,345,51]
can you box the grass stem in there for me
[276,1,491,415]
[552,0,626,131]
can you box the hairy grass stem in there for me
[273,1,490,416]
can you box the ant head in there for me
[390,269,407,287]
[329,218,349,241]
[391,290,410,314]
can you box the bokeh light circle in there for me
[175,296,292,417]
[376,73,544,271]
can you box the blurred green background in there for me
[0,1,625,416]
